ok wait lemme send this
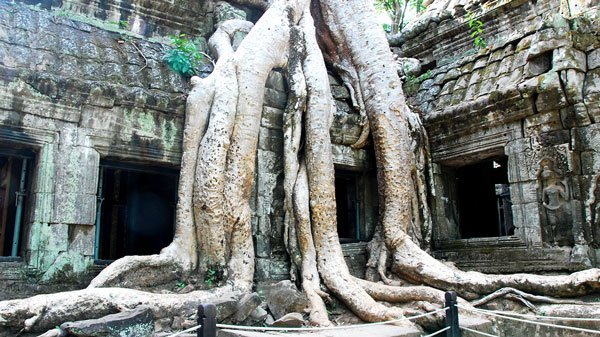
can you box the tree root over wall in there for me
[1,0,599,334]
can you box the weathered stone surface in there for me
[214,1,247,23]
[261,281,309,320]
[60,308,154,337]
[266,71,286,92]
[331,85,350,100]
[271,312,304,327]
[398,0,600,272]
[589,49,600,70]
[536,72,568,112]
[397,57,421,77]
[232,293,262,323]
[248,306,268,323]
[552,47,587,72]
[263,88,287,110]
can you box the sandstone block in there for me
[553,47,587,72]
[263,88,287,109]
[535,72,568,112]
[60,308,154,337]
[271,312,304,327]
[266,71,286,91]
[232,293,262,323]
[589,49,600,70]
[262,280,308,319]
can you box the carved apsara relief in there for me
[588,173,600,246]
[536,156,573,246]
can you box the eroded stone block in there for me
[553,47,587,72]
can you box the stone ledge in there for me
[433,244,586,273]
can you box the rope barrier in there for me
[458,305,600,335]
[421,326,450,337]
[481,309,600,322]
[460,326,500,337]
[164,307,447,336]
[165,324,202,337]
[215,307,448,332]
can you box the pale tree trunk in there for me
[2,0,600,334]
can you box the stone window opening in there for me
[454,155,514,239]
[94,161,178,262]
[0,149,33,258]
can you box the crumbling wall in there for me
[0,1,197,298]
[12,0,216,38]
[394,0,599,272]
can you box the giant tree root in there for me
[471,287,588,308]
[0,287,240,334]
[390,236,600,299]
[88,254,183,289]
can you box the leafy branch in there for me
[162,34,204,77]
[467,11,487,49]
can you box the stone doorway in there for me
[454,156,514,238]
[95,162,178,261]
[0,152,31,257]
[335,170,361,243]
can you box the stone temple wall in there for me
[0,1,195,298]
[395,0,599,272]
[13,0,217,38]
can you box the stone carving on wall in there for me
[537,157,573,246]
[524,145,569,178]
[540,160,569,211]
[588,173,600,247]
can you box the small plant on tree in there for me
[162,34,203,76]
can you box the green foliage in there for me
[467,11,487,49]
[404,69,432,95]
[204,268,218,287]
[382,23,392,33]
[325,299,337,316]
[163,34,203,77]
[374,0,427,34]
[175,280,186,290]
[411,0,426,13]
[118,20,129,30]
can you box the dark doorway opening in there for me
[335,170,361,243]
[96,162,178,261]
[0,151,32,257]
[455,156,514,238]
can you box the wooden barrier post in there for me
[198,303,217,337]
[445,291,460,337]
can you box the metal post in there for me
[445,291,460,337]
[94,168,104,260]
[198,303,216,337]
[11,158,27,257]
